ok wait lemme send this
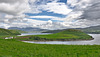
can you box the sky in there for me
[0,0,100,29]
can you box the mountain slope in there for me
[0,28,20,35]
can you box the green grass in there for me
[0,35,17,39]
[0,39,100,57]
[15,29,93,41]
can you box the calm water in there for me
[22,33,100,45]
[18,33,51,36]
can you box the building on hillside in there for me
[5,37,13,39]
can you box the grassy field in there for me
[15,29,93,41]
[0,29,98,57]
[0,39,100,57]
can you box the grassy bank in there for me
[15,29,93,41]
[0,39,100,57]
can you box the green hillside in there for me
[0,39,100,57]
[42,29,62,33]
[16,29,93,41]
[9,29,27,33]
[0,28,21,35]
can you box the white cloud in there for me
[1,18,47,28]
[26,18,47,25]
[64,11,83,22]
[62,0,100,28]
[67,0,91,10]
[5,15,14,19]
[0,0,44,28]
[1,0,100,29]
[30,16,57,18]
[40,2,72,15]
[0,0,42,19]
[0,0,30,15]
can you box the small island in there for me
[16,29,93,41]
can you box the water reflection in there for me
[18,33,51,36]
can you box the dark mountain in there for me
[76,25,100,34]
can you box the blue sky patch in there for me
[25,11,67,18]
[29,18,51,21]
[58,0,67,3]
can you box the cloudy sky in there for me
[0,0,100,29]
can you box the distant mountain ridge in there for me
[8,25,100,34]
[42,25,100,34]
[77,25,100,30]
[8,27,48,33]
[76,25,100,34]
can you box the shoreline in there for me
[21,37,94,42]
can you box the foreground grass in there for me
[0,39,100,57]
[15,29,93,41]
